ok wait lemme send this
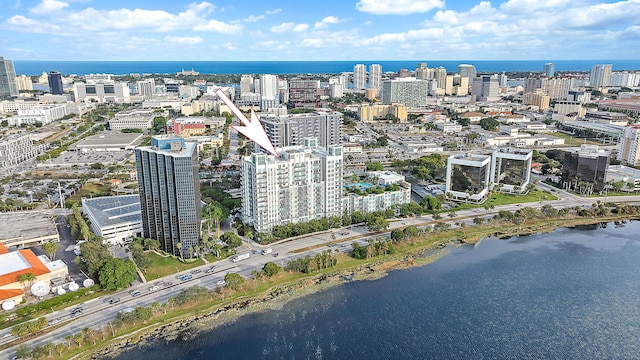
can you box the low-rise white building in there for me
[109,109,159,131]
[8,104,68,126]
[343,172,411,215]
[82,195,142,245]
[606,165,640,192]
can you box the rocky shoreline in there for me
[88,247,450,359]
[84,216,639,359]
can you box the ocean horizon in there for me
[13,59,640,76]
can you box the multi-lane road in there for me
[2,191,640,358]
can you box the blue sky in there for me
[1,0,640,61]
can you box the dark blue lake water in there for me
[112,221,640,359]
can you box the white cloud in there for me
[314,16,341,29]
[356,0,444,15]
[194,19,242,33]
[223,42,237,51]
[29,0,69,14]
[293,23,309,32]
[4,15,62,33]
[500,0,571,14]
[165,36,203,44]
[270,22,294,32]
[244,8,281,22]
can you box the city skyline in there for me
[1,0,640,61]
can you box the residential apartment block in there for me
[381,78,428,109]
[0,134,43,169]
[618,124,640,166]
[259,111,342,148]
[241,138,343,232]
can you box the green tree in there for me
[479,117,500,131]
[221,231,242,248]
[98,258,137,290]
[365,161,384,171]
[42,241,58,260]
[224,272,245,290]
[15,344,31,359]
[390,228,406,242]
[365,215,389,232]
[262,262,281,277]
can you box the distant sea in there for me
[13,60,640,76]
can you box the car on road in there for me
[70,307,83,317]
[180,274,193,281]
[340,232,349,236]
[191,269,202,274]
[166,282,173,286]
[273,253,279,257]
[47,318,62,326]
[103,297,113,304]
[107,298,120,304]
[149,285,160,292]
[216,280,226,286]
[129,290,141,297]
[204,266,216,274]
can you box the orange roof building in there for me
[0,248,68,305]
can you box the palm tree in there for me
[176,242,183,261]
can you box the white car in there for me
[149,285,160,292]
[216,280,226,286]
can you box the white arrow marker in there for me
[215,88,279,158]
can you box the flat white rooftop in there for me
[0,252,30,276]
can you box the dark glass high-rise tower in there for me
[135,136,201,259]
[48,71,63,95]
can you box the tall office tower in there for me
[381,78,428,108]
[0,57,18,98]
[48,71,63,95]
[498,73,508,87]
[259,111,342,148]
[135,136,201,259]
[590,64,613,87]
[458,64,477,79]
[543,63,555,77]
[471,76,499,101]
[433,67,447,89]
[369,64,382,90]
[136,78,156,100]
[618,124,640,166]
[259,74,279,109]
[353,64,367,90]
[240,74,254,95]
[241,138,343,232]
[415,63,428,80]
[288,77,319,108]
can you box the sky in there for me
[1,0,640,61]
